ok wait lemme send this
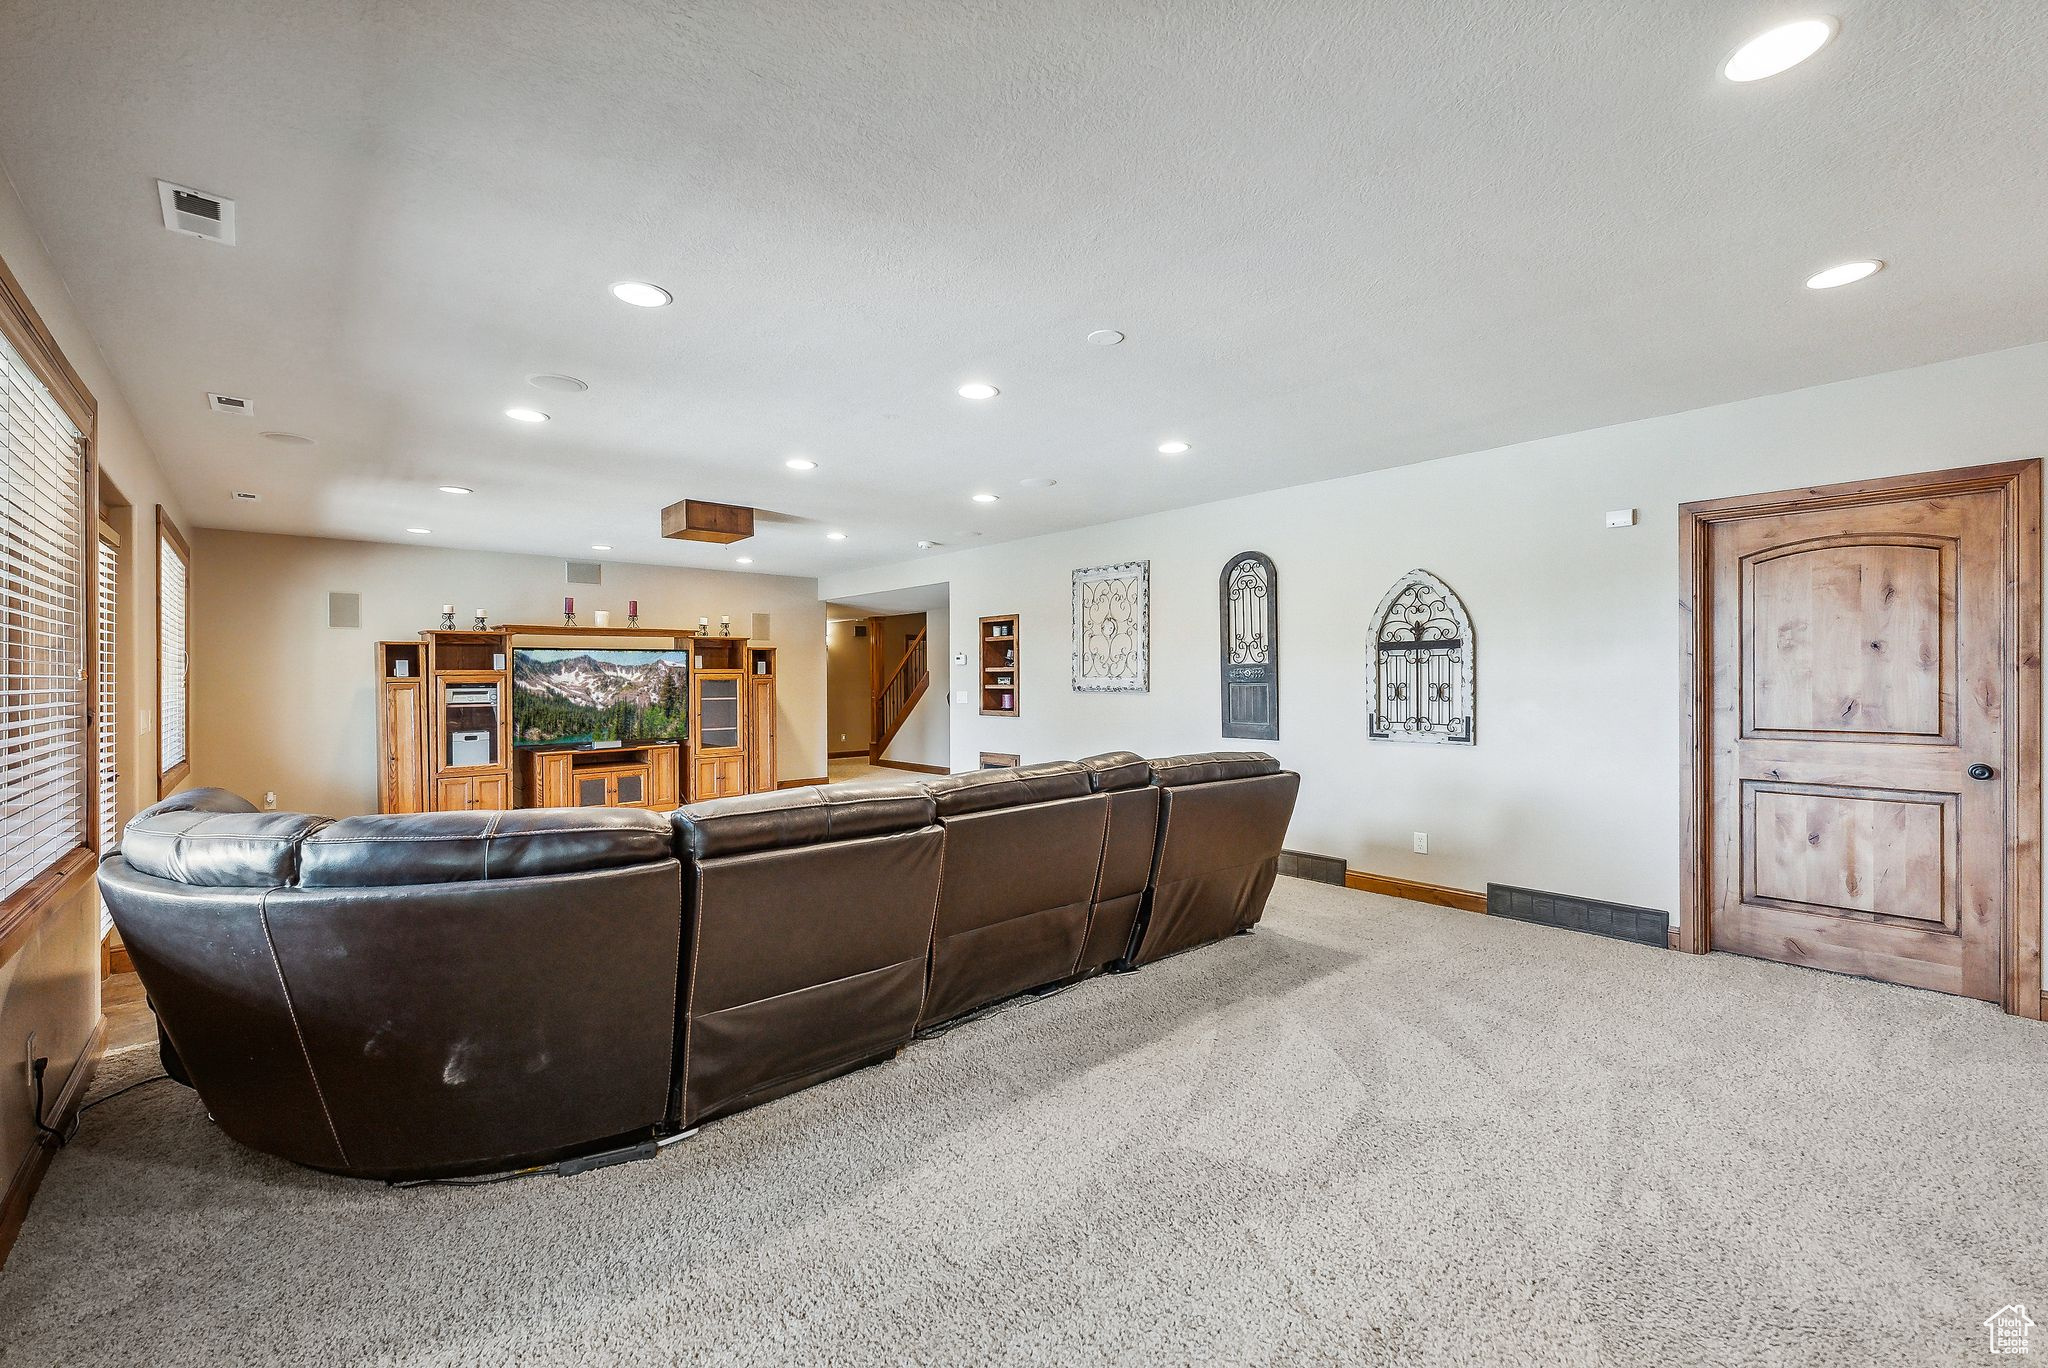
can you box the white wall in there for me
[881,607,948,770]
[824,341,2048,975]
[190,530,829,815]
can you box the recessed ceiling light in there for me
[1158,441,1190,455]
[231,491,259,501]
[785,457,818,471]
[406,527,431,535]
[438,485,473,495]
[505,408,549,423]
[735,556,753,565]
[527,373,589,393]
[826,531,847,541]
[260,431,314,445]
[1723,17,1838,82]
[957,382,999,400]
[1805,260,1883,289]
[591,544,612,551]
[1086,329,1124,346]
[611,281,673,308]
[971,493,1000,503]
[1019,476,1058,489]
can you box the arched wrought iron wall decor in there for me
[1367,569,1475,744]
[1219,551,1278,740]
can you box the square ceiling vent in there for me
[158,180,236,245]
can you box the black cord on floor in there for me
[31,1059,73,1148]
[80,1073,171,1113]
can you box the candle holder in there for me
[697,617,709,634]
[473,611,488,630]
[720,615,732,636]
[563,596,577,628]
[439,607,455,630]
[627,600,640,628]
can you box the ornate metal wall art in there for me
[1368,569,1475,744]
[1219,551,1278,740]
[1071,560,1149,692]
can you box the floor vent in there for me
[1278,850,1347,885]
[1487,883,1669,947]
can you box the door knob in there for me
[1968,763,1996,781]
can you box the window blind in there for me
[97,525,118,852]
[158,516,188,783]
[0,326,88,904]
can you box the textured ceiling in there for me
[1,0,2045,577]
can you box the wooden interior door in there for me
[1685,463,2041,1012]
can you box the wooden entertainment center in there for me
[374,625,778,815]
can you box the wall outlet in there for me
[1412,831,1429,854]
[263,791,279,811]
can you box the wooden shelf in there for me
[979,614,1020,717]
[494,623,707,641]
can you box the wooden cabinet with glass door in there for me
[690,668,747,800]
[746,646,777,792]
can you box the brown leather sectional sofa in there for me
[98,751,1299,1180]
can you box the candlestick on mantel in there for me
[473,610,488,629]
[720,614,732,636]
[563,595,577,627]
[698,616,709,633]
[627,599,640,627]
[439,604,455,629]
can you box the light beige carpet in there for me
[4,879,2045,1366]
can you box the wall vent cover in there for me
[1486,883,1669,948]
[327,592,361,629]
[158,180,237,245]
[565,560,602,585]
[207,393,253,416]
[750,613,771,641]
[1278,850,1347,886]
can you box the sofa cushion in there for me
[1077,751,1151,794]
[121,803,331,888]
[674,781,935,860]
[299,808,674,887]
[1147,751,1282,788]
[924,760,1091,817]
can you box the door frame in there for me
[1677,459,2043,1019]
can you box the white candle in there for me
[442,604,453,614]
[594,610,611,627]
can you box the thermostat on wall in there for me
[1605,508,1638,528]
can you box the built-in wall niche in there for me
[980,614,1020,716]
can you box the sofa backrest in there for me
[669,781,943,1129]
[1073,752,1162,971]
[1129,753,1300,965]
[300,809,673,887]
[120,800,332,888]
[918,761,1107,1028]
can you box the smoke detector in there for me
[158,181,236,245]
[207,393,253,416]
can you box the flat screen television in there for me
[511,648,690,748]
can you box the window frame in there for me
[155,506,191,797]
[0,251,100,960]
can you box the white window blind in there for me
[158,519,188,781]
[97,525,118,852]
[0,326,89,904]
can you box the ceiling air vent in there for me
[157,180,236,245]
[207,393,253,416]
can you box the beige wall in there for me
[823,341,2048,1002]
[189,530,828,816]
[0,167,187,1198]
[825,611,872,754]
[880,608,948,770]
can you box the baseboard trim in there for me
[777,776,829,789]
[827,749,868,760]
[1343,870,1487,915]
[0,1013,106,1270]
[873,759,949,775]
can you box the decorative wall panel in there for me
[1368,569,1475,744]
[1072,561,1149,692]
[1219,551,1279,740]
